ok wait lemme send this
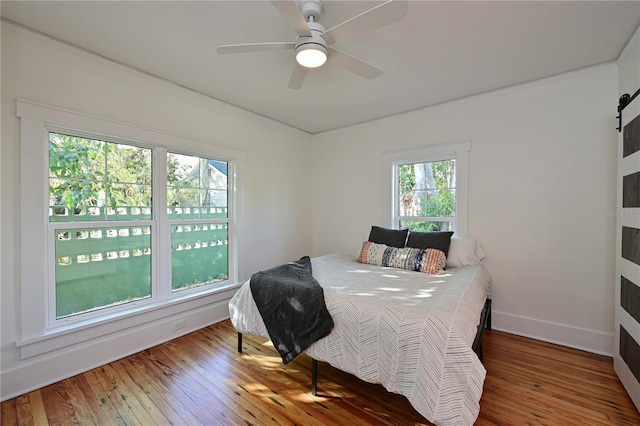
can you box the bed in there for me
[229,242,492,426]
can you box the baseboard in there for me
[0,300,231,402]
[491,310,614,356]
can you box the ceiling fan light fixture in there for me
[296,44,327,68]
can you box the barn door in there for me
[614,91,640,412]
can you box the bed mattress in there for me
[229,252,491,426]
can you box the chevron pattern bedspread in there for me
[229,252,491,426]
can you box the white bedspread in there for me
[229,252,491,426]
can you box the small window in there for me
[397,159,456,232]
[384,141,470,236]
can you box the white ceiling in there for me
[2,1,639,134]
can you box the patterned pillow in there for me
[359,241,446,274]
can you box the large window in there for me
[47,132,236,320]
[18,100,244,357]
[384,141,470,236]
[47,132,233,323]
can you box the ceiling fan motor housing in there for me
[300,0,324,21]
[294,22,327,67]
[295,21,328,52]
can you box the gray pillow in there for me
[368,226,408,248]
[406,231,454,257]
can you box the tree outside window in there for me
[397,159,456,232]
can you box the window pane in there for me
[167,153,228,219]
[108,183,152,210]
[49,133,103,179]
[54,225,152,318]
[106,143,152,185]
[171,223,228,291]
[400,220,453,233]
[49,178,107,218]
[401,188,456,217]
[49,132,152,222]
[202,189,227,208]
[398,159,456,219]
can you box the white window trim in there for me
[383,141,470,237]
[16,99,246,358]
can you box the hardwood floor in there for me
[2,319,639,425]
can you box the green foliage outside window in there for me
[49,132,151,215]
[398,159,455,232]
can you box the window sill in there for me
[16,282,241,359]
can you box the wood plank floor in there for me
[2,319,639,425]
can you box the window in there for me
[167,153,229,291]
[49,133,153,319]
[18,100,245,357]
[397,158,456,232]
[384,141,470,236]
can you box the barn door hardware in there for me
[618,88,640,132]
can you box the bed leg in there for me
[473,299,492,362]
[237,332,243,353]
[477,299,492,361]
[312,359,317,396]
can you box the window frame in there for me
[17,99,245,358]
[383,141,470,237]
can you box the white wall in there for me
[311,64,619,355]
[1,23,312,400]
[618,25,640,98]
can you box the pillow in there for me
[359,241,446,274]
[446,237,486,268]
[368,226,408,248]
[405,231,454,257]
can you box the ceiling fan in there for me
[216,0,408,89]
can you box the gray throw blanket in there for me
[250,256,334,364]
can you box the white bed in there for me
[229,252,491,426]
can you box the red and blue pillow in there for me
[359,241,446,274]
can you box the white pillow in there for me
[446,237,486,268]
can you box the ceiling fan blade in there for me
[271,0,312,37]
[287,63,308,89]
[322,0,408,46]
[216,42,295,54]
[328,47,383,79]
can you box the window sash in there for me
[397,216,455,222]
[48,219,156,323]
[169,219,230,292]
